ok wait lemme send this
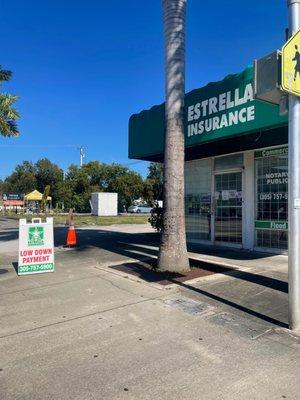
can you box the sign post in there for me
[18,218,55,276]
[285,0,300,331]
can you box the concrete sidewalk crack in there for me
[0,272,104,296]
[95,274,153,299]
[0,296,165,340]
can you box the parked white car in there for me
[128,205,153,213]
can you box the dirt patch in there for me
[110,258,233,285]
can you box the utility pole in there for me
[79,146,85,167]
[288,0,300,331]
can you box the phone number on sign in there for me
[19,263,54,273]
[259,193,288,201]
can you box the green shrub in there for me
[148,207,163,232]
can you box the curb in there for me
[94,255,260,290]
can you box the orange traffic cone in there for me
[66,225,77,246]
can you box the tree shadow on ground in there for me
[4,224,288,328]
[0,229,18,242]
[54,226,276,259]
[0,223,282,263]
[54,227,286,294]
[109,258,288,329]
[109,256,288,294]
[173,279,288,328]
[72,227,288,328]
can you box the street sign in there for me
[254,50,282,104]
[3,193,24,200]
[18,217,55,275]
[282,28,300,96]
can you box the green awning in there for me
[128,65,288,161]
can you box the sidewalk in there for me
[0,221,299,400]
[188,242,287,272]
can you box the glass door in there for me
[214,172,243,245]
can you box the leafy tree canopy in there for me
[143,163,163,205]
[0,159,161,213]
[0,159,63,203]
[0,66,20,137]
[35,158,64,202]
[1,161,37,194]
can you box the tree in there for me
[0,159,64,205]
[0,66,20,136]
[147,162,164,183]
[143,163,163,205]
[1,161,37,193]
[56,181,73,210]
[103,163,144,210]
[109,169,144,211]
[158,0,190,272]
[64,164,92,212]
[0,158,145,214]
[81,161,105,186]
[35,158,64,204]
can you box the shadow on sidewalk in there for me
[110,259,288,329]
[173,280,288,328]
[5,224,288,329]
[55,227,288,328]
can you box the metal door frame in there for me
[212,168,244,248]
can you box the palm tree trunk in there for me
[158,0,190,272]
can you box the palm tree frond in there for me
[0,76,21,136]
[0,117,19,136]
[0,66,12,84]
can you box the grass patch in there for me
[54,215,149,226]
[3,214,149,226]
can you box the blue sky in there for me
[1,0,287,179]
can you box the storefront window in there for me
[185,159,211,241]
[215,153,244,171]
[255,146,288,250]
[214,172,243,243]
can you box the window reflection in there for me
[255,149,288,250]
[185,160,212,241]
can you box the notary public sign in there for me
[18,218,55,275]
[282,29,300,96]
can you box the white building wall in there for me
[91,193,118,216]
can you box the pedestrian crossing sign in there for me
[282,29,300,96]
